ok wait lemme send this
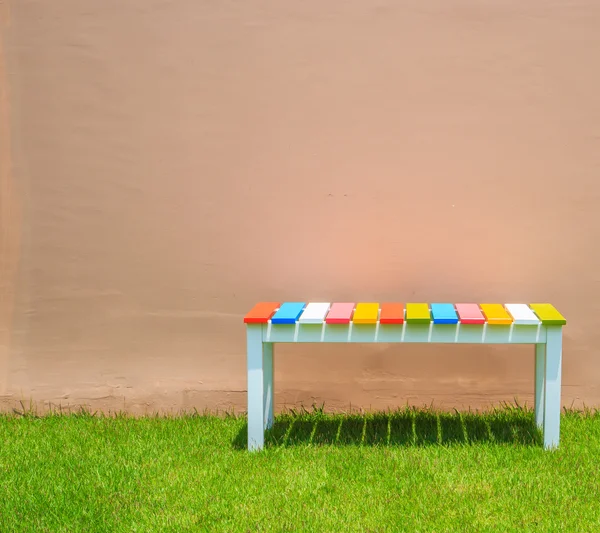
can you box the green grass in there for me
[1,405,599,532]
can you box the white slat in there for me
[298,302,331,324]
[505,303,540,325]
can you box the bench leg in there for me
[542,326,563,450]
[263,342,274,431]
[247,324,266,451]
[534,343,545,429]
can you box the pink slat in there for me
[325,303,355,324]
[455,303,485,324]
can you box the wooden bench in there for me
[243,302,566,451]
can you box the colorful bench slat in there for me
[326,303,355,324]
[505,303,540,325]
[271,302,306,324]
[379,303,404,324]
[406,303,431,324]
[430,303,459,324]
[455,303,485,325]
[353,303,379,324]
[480,304,513,325]
[243,302,280,324]
[298,302,331,324]
[530,303,567,325]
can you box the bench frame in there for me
[246,321,563,451]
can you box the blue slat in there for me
[271,302,306,324]
[431,303,459,324]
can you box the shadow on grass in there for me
[232,406,542,450]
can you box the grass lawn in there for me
[1,405,599,532]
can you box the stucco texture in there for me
[1,0,599,414]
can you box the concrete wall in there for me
[1,0,599,414]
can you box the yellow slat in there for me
[406,303,431,324]
[529,304,567,325]
[480,304,513,325]
[353,303,379,324]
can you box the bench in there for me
[243,301,566,451]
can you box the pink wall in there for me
[1,0,599,413]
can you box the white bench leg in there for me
[247,325,275,450]
[247,324,265,451]
[263,342,274,431]
[534,343,545,429]
[543,326,563,450]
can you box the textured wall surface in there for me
[1,0,599,414]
